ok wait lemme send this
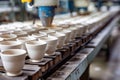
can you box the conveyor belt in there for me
[45,13,120,80]
[0,12,119,80]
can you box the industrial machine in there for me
[21,0,58,27]
[58,0,75,16]
[94,0,103,11]
[74,0,89,14]
[67,0,75,16]
[21,0,91,26]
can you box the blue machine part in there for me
[68,0,74,12]
[38,6,56,18]
[95,0,103,9]
[58,0,75,14]
[77,7,88,11]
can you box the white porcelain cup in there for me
[0,41,22,52]
[68,27,78,40]
[25,40,47,62]
[1,49,26,76]
[80,23,89,34]
[39,36,58,55]
[48,32,65,48]
[0,34,17,41]
[75,25,84,37]
[56,29,71,44]
[0,38,4,42]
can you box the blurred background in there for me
[0,0,120,80]
[0,0,119,23]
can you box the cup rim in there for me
[0,41,22,46]
[0,38,4,41]
[32,33,47,37]
[1,49,26,56]
[0,34,17,39]
[48,32,65,37]
[25,40,47,46]
[17,36,36,41]
[22,28,35,32]
[39,36,58,41]
[13,31,27,35]
[39,29,55,33]
[62,30,71,34]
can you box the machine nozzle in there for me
[38,6,56,27]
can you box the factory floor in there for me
[90,27,120,80]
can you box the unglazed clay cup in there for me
[1,49,26,76]
[39,36,58,55]
[16,36,36,50]
[0,34,17,41]
[56,29,71,44]
[68,27,78,40]
[75,25,84,37]
[12,31,27,37]
[80,23,89,34]
[0,41,22,52]
[25,40,47,62]
[48,32,65,48]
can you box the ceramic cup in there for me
[16,36,36,50]
[0,38,4,42]
[39,36,58,55]
[80,23,89,34]
[48,32,65,48]
[25,40,47,62]
[68,27,78,40]
[70,26,78,39]
[0,41,22,52]
[56,29,71,44]
[0,34,17,41]
[1,49,26,76]
[75,25,84,37]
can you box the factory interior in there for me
[0,0,120,80]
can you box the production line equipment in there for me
[21,0,58,27]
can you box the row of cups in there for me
[0,12,110,77]
[0,24,85,77]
